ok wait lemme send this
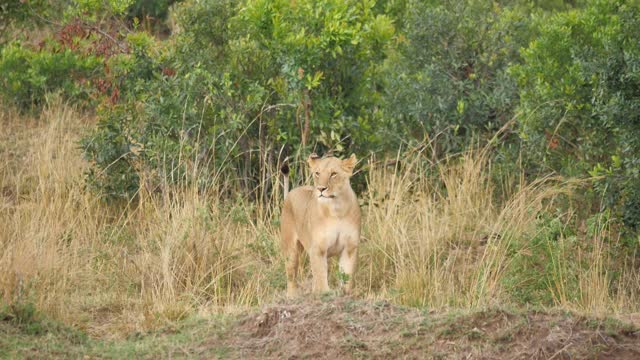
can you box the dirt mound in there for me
[213,297,640,359]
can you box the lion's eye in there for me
[330,172,337,178]
[314,172,320,177]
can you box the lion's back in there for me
[283,186,314,217]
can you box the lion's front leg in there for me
[339,244,358,295]
[309,247,330,293]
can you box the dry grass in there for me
[360,150,568,308]
[0,103,282,336]
[1,104,639,337]
[1,104,106,324]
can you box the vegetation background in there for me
[1,0,640,356]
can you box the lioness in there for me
[280,153,361,297]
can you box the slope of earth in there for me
[2,297,639,359]
[218,297,640,359]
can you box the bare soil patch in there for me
[204,296,640,359]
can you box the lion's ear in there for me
[341,154,357,175]
[307,153,321,169]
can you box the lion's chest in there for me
[319,220,358,257]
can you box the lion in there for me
[280,153,361,297]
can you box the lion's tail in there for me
[281,160,290,199]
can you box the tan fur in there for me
[280,154,361,297]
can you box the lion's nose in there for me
[317,186,327,192]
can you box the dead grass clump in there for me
[0,103,282,336]
[360,148,632,311]
[0,103,105,324]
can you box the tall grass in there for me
[0,104,106,325]
[361,150,565,308]
[1,104,639,337]
[0,103,282,335]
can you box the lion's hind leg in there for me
[282,228,303,298]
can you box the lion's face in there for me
[307,154,357,201]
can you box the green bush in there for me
[82,0,396,199]
[381,0,536,151]
[0,0,53,38]
[0,41,102,111]
[6,0,637,242]
[512,0,640,232]
[127,0,179,21]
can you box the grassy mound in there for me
[2,296,639,359]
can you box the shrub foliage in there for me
[2,0,640,236]
[512,0,640,230]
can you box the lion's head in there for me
[307,153,357,201]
